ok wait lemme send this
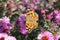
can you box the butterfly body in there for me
[26,9,38,32]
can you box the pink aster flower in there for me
[2,16,10,23]
[33,0,40,4]
[5,36,16,40]
[22,0,29,3]
[55,35,60,40]
[8,3,13,8]
[18,5,24,9]
[54,13,60,23]
[37,31,54,40]
[53,10,59,15]
[30,3,37,10]
[40,9,45,14]
[0,33,8,38]
[46,14,51,19]
[0,33,16,40]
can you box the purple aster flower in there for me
[0,16,12,33]
[16,14,28,35]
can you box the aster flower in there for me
[30,3,37,10]
[2,16,10,23]
[8,3,13,8]
[16,14,28,35]
[53,10,59,15]
[27,3,37,10]
[22,0,29,4]
[0,16,12,33]
[16,9,38,34]
[18,4,25,11]
[5,36,16,40]
[54,35,60,40]
[0,33,8,38]
[40,9,45,14]
[0,33,16,40]
[33,0,40,4]
[18,5,24,9]
[54,13,60,23]
[37,31,54,40]
[46,14,51,19]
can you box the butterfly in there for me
[26,9,38,32]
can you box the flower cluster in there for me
[37,31,60,40]
[16,9,38,35]
[0,16,16,40]
[0,16,12,33]
[0,0,60,40]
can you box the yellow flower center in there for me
[0,37,4,40]
[42,36,48,40]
